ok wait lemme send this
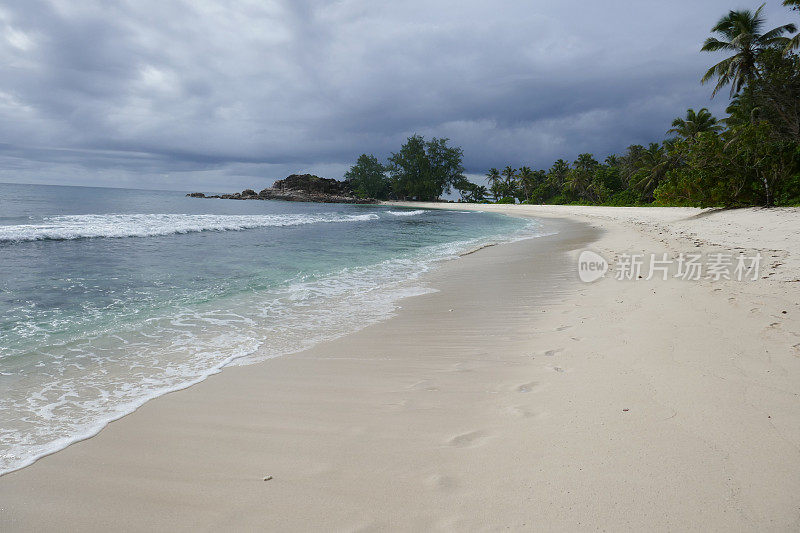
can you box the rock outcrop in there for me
[272,174,349,195]
[187,174,375,204]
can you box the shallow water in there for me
[0,183,541,473]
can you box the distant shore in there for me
[1,205,799,530]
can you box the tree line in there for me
[345,2,800,207]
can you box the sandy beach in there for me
[1,204,799,531]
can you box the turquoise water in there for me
[0,183,540,473]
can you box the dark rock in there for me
[186,192,206,198]
[188,173,376,204]
[272,174,349,195]
[255,188,374,204]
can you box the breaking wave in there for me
[0,213,380,242]
[385,209,427,217]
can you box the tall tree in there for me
[630,143,670,201]
[566,154,599,201]
[517,166,536,201]
[728,121,799,206]
[454,178,489,203]
[501,166,517,199]
[724,48,800,142]
[618,145,646,187]
[387,135,465,201]
[343,154,388,199]
[668,108,723,140]
[701,4,796,97]
[547,159,570,191]
[485,168,502,200]
[593,164,623,195]
[426,137,467,197]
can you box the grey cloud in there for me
[0,0,792,190]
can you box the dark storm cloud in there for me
[0,0,794,190]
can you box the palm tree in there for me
[668,108,723,140]
[473,185,489,203]
[784,0,800,52]
[485,168,501,188]
[630,143,669,201]
[723,94,748,127]
[604,154,620,167]
[617,145,645,187]
[485,168,502,200]
[517,166,535,201]
[566,154,599,201]
[701,4,796,97]
[502,166,517,186]
[497,166,516,200]
[547,159,570,190]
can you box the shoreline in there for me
[0,208,539,477]
[2,206,799,530]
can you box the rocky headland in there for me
[187,174,375,204]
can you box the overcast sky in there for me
[0,0,795,191]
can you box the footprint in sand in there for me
[517,381,538,393]
[507,404,536,418]
[446,430,490,448]
[424,473,459,490]
[544,349,561,357]
[556,325,572,331]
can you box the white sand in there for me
[1,204,798,531]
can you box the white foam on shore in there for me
[0,216,548,475]
[385,209,428,217]
[0,213,380,242]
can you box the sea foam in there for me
[386,209,428,217]
[0,213,380,242]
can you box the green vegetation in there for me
[486,3,800,208]
[387,135,467,201]
[345,135,467,201]
[787,0,800,51]
[345,3,800,207]
[343,154,388,199]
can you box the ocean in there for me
[0,182,541,474]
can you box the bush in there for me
[603,190,640,206]
[776,173,800,206]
